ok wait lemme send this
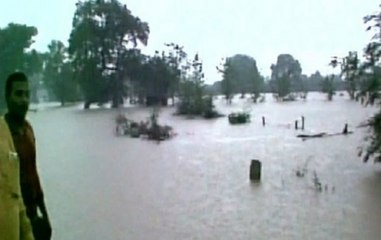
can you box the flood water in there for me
[28,92,381,240]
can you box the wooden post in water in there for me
[342,123,348,134]
[295,120,299,130]
[301,116,305,130]
[262,116,266,126]
[250,159,261,181]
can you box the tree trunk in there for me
[138,94,145,105]
[111,95,123,108]
[112,99,118,108]
[84,101,92,109]
[349,91,355,100]
[161,97,168,106]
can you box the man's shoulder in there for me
[24,120,35,137]
[0,116,16,150]
[25,119,33,130]
[0,116,9,131]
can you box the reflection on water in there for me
[29,93,381,239]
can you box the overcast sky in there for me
[0,0,379,83]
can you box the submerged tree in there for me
[321,75,335,101]
[143,52,173,106]
[331,52,359,100]
[24,49,44,103]
[308,71,325,91]
[217,57,234,103]
[68,0,149,109]
[270,54,302,99]
[43,40,80,105]
[230,54,263,101]
[358,9,381,105]
[217,54,263,103]
[164,43,188,105]
[177,53,219,118]
[177,54,205,115]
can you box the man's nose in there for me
[21,93,29,103]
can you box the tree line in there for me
[1,0,379,113]
[210,53,350,102]
[0,0,212,115]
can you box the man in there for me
[4,72,52,240]
[0,105,34,239]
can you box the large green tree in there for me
[217,54,263,103]
[43,40,80,105]
[308,71,325,91]
[177,53,216,116]
[321,75,336,101]
[217,57,234,103]
[143,52,173,106]
[270,54,302,99]
[122,49,177,106]
[119,48,146,103]
[358,9,381,105]
[68,0,149,109]
[0,23,37,110]
[331,52,359,100]
[163,43,188,105]
[230,54,263,101]
[24,49,44,103]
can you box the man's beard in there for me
[9,104,28,121]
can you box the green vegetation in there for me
[217,55,264,103]
[0,23,38,110]
[321,75,336,101]
[176,54,221,118]
[2,0,379,123]
[228,112,250,124]
[331,4,381,162]
[44,40,80,105]
[270,54,302,100]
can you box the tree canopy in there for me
[0,23,38,110]
[68,0,149,108]
[270,54,302,99]
[217,54,263,102]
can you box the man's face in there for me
[7,81,30,119]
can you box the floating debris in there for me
[115,111,175,141]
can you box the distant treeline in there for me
[205,73,346,95]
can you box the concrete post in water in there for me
[250,159,261,181]
[301,116,305,130]
[262,116,266,126]
[295,120,299,130]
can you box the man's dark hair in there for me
[5,72,28,99]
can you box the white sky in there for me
[0,0,379,83]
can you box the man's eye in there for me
[15,91,29,98]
